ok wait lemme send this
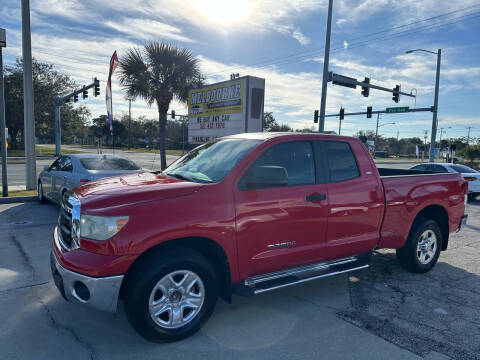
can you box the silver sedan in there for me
[38,154,143,204]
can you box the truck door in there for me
[234,140,329,279]
[320,140,384,260]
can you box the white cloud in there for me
[104,18,195,43]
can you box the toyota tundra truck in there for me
[50,133,468,342]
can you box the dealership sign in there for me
[187,76,265,143]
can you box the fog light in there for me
[73,281,90,302]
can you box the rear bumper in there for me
[456,214,468,233]
[50,251,124,313]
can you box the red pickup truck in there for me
[51,133,468,342]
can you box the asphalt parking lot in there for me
[1,199,479,360]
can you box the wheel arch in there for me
[411,204,449,251]
[120,236,232,303]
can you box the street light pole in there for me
[318,0,333,133]
[374,113,380,159]
[430,49,441,162]
[406,48,441,162]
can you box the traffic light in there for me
[361,77,370,97]
[314,110,319,123]
[367,106,372,118]
[94,78,100,97]
[73,94,78,103]
[171,110,175,119]
[82,86,88,99]
[392,85,400,103]
[339,107,344,120]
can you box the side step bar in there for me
[234,253,370,296]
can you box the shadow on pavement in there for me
[340,250,480,360]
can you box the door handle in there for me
[306,193,327,202]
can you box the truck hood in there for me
[74,171,205,212]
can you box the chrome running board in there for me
[237,254,370,295]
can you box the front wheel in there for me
[396,218,442,273]
[124,249,218,342]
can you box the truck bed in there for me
[377,169,465,250]
[377,167,447,177]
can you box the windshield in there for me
[450,165,478,174]
[80,157,141,171]
[164,138,261,183]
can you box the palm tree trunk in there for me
[158,105,168,170]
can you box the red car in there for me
[51,133,468,342]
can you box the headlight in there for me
[80,215,129,241]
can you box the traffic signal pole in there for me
[318,0,333,133]
[54,78,100,156]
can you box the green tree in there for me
[263,112,293,132]
[4,58,88,148]
[118,41,203,169]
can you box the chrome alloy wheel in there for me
[416,230,437,265]
[148,270,205,329]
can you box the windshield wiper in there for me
[165,172,214,183]
[165,172,195,182]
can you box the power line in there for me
[205,8,480,77]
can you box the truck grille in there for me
[58,192,80,251]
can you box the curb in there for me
[0,196,38,204]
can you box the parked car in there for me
[411,162,480,200]
[50,133,468,342]
[38,154,142,204]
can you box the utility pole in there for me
[338,115,342,135]
[128,98,132,150]
[22,0,37,190]
[396,131,400,156]
[0,28,7,196]
[318,0,333,133]
[466,126,473,146]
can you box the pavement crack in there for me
[9,233,37,282]
[37,295,96,360]
[0,281,50,294]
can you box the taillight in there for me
[79,179,90,184]
[464,177,477,182]
[461,180,469,195]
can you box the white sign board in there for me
[187,76,265,144]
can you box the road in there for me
[0,145,179,188]
[1,198,479,359]
[1,144,425,188]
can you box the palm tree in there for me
[118,41,203,169]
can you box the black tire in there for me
[38,181,47,203]
[124,248,218,342]
[396,217,442,273]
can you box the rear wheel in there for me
[124,249,218,342]
[396,218,442,273]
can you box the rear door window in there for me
[323,141,360,182]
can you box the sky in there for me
[1,0,480,140]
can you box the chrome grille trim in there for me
[58,192,81,251]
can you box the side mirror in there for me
[43,165,50,171]
[243,166,288,190]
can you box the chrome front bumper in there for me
[50,251,124,313]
